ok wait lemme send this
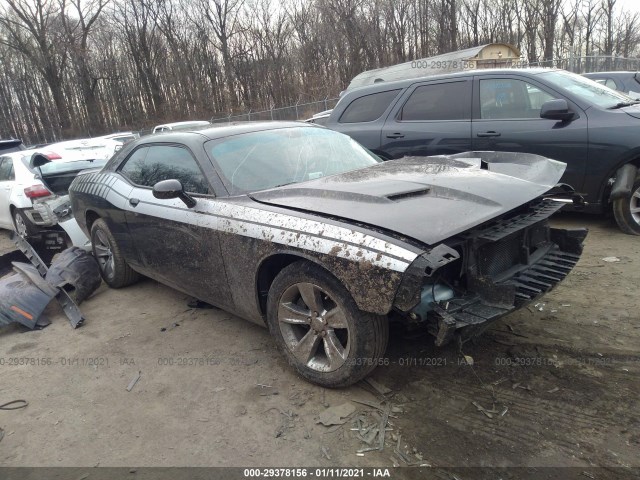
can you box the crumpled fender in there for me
[46,247,102,304]
[0,263,58,329]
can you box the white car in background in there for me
[152,120,211,133]
[94,131,140,145]
[0,148,106,248]
[47,137,120,159]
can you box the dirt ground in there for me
[0,212,638,472]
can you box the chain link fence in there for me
[210,97,340,124]
[521,55,640,73]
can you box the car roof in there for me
[340,67,559,94]
[139,121,318,144]
[583,71,638,78]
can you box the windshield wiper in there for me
[609,101,640,109]
[272,181,297,188]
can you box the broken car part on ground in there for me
[67,122,586,387]
[0,234,100,329]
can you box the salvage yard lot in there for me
[0,213,639,470]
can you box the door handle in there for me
[476,131,501,138]
[386,133,405,139]
[129,198,140,207]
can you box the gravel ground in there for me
[0,212,638,471]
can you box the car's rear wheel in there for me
[613,174,640,235]
[91,218,140,288]
[266,260,388,387]
[12,208,39,238]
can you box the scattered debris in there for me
[6,235,99,328]
[187,299,217,309]
[0,400,28,410]
[126,371,142,392]
[472,401,498,419]
[160,322,180,332]
[212,386,226,393]
[256,383,272,388]
[547,387,560,394]
[351,399,384,411]
[364,378,392,396]
[317,403,356,426]
[378,405,391,450]
[234,405,247,417]
[512,383,533,391]
[321,446,331,460]
[602,257,620,263]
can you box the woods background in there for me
[1,0,639,144]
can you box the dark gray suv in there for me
[327,68,640,235]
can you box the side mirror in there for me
[540,99,574,121]
[152,179,196,208]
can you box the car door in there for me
[118,143,233,308]
[0,157,15,228]
[379,78,473,158]
[472,75,588,193]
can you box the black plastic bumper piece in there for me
[610,163,638,201]
[12,234,94,328]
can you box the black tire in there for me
[266,260,389,388]
[613,174,640,235]
[90,218,140,288]
[12,208,39,238]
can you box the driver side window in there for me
[480,79,556,119]
[120,145,210,195]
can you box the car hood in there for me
[250,152,566,246]
[621,103,640,119]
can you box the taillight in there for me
[24,185,52,199]
[42,151,62,160]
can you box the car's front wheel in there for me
[613,174,640,235]
[91,218,140,288]
[266,261,389,387]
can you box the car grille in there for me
[477,234,522,278]
[505,247,581,303]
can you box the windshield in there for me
[539,70,633,108]
[208,127,380,195]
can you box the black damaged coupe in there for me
[69,122,586,386]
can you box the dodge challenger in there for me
[68,122,586,387]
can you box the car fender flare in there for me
[598,149,640,204]
[610,163,639,201]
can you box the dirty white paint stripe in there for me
[78,175,421,273]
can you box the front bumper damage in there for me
[395,200,587,345]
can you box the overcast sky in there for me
[617,0,640,13]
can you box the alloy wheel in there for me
[93,229,115,280]
[631,185,640,225]
[14,212,27,238]
[277,282,350,372]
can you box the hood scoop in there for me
[386,187,431,202]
